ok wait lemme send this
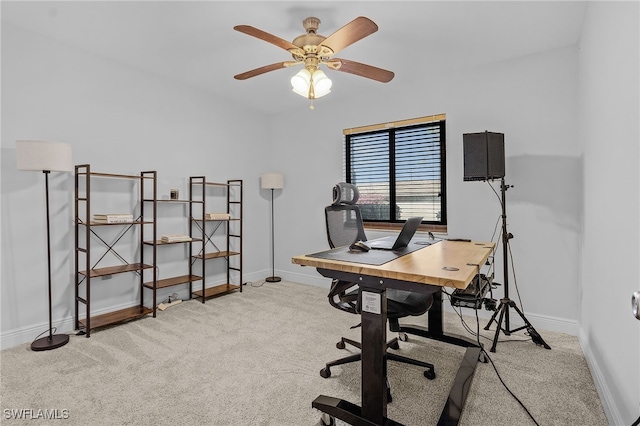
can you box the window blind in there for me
[345,117,446,225]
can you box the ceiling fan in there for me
[233,16,394,103]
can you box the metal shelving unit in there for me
[190,177,243,302]
[74,165,156,337]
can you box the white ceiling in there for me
[1,1,587,114]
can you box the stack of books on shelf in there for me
[205,212,231,220]
[93,214,134,224]
[161,234,192,243]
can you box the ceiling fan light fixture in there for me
[312,70,332,98]
[291,68,311,94]
[291,68,332,99]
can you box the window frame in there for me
[343,115,447,233]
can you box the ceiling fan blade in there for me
[234,61,298,80]
[327,59,394,83]
[318,17,378,56]
[234,25,304,56]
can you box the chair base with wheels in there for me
[319,323,436,382]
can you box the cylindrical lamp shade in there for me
[260,173,284,190]
[16,140,73,172]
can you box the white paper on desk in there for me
[362,291,381,315]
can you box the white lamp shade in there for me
[291,69,311,93]
[16,140,72,172]
[261,173,284,190]
[312,70,332,98]
[291,68,332,99]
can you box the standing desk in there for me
[292,240,495,426]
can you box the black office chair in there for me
[319,182,436,386]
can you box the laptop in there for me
[367,216,423,250]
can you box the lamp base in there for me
[266,276,282,283]
[31,333,69,351]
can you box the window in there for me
[344,115,446,230]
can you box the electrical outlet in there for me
[101,275,112,280]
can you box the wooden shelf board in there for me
[79,263,154,278]
[191,181,230,187]
[78,306,152,330]
[193,251,240,260]
[192,283,240,299]
[143,239,202,245]
[77,171,147,180]
[80,221,151,226]
[192,218,240,222]
[143,274,202,289]
[153,199,191,203]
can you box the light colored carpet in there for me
[0,281,608,425]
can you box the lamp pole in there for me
[31,170,70,351]
[266,188,281,283]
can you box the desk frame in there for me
[294,241,494,426]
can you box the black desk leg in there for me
[360,287,388,424]
[428,289,444,335]
[312,287,399,426]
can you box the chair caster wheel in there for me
[320,367,331,378]
[389,340,400,350]
[321,413,335,426]
[424,368,436,380]
[398,333,408,342]
[336,340,346,350]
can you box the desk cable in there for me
[466,262,541,426]
[443,291,530,345]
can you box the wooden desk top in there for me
[292,240,495,290]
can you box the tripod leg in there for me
[490,303,507,353]
[484,305,501,331]
[509,302,551,350]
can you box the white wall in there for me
[578,2,640,424]
[1,24,274,348]
[274,45,582,335]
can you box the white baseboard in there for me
[1,315,76,350]
[280,269,331,289]
[455,306,580,336]
[0,301,139,350]
[578,329,623,426]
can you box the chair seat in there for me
[331,283,433,319]
[387,289,433,318]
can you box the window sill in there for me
[363,222,447,235]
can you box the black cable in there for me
[32,327,57,343]
[490,213,502,244]
[506,240,526,313]
[474,308,541,426]
[486,180,504,210]
[443,293,529,344]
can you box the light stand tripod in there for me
[484,178,551,353]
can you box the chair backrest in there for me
[325,183,367,249]
[325,183,367,313]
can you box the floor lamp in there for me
[260,173,284,283]
[16,140,72,351]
